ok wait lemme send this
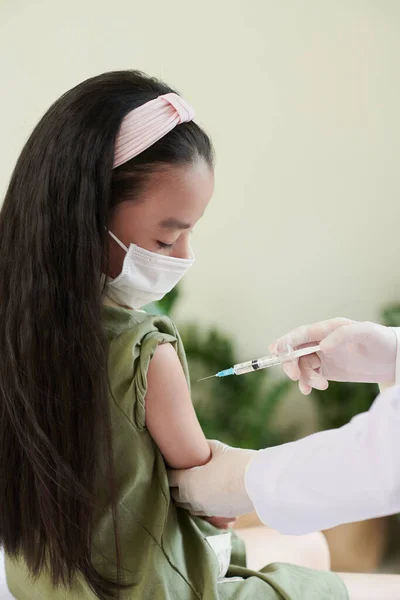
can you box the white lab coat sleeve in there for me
[395,328,400,385]
[245,384,400,535]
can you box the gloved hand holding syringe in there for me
[198,344,321,381]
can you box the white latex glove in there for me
[270,318,398,395]
[168,440,257,518]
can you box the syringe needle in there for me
[197,374,216,382]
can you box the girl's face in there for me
[107,159,214,279]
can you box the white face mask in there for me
[104,231,194,309]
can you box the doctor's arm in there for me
[169,385,400,535]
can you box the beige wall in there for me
[1,0,399,359]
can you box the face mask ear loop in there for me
[108,230,129,253]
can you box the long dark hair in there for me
[0,71,213,599]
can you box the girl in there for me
[0,70,348,599]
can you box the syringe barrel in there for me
[230,345,321,377]
[233,355,281,375]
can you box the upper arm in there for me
[145,343,211,469]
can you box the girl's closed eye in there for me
[157,241,174,249]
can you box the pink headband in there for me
[113,93,195,169]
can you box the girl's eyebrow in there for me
[159,218,191,230]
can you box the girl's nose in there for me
[173,234,191,259]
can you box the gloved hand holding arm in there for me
[169,385,400,534]
[271,318,400,395]
[168,440,257,518]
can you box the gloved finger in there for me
[207,439,230,454]
[299,379,312,395]
[302,375,329,391]
[169,492,204,514]
[271,340,302,380]
[167,469,179,488]
[273,318,353,355]
[167,465,199,488]
[281,344,321,381]
[203,516,237,529]
[299,353,321,371]
[281,359,301,381]
[169,487,185,503]
[298,355,329,391]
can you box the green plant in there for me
[382,304,400,327]
[312,380,378,431]
[144,286,180,317]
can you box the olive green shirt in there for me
[6,306,348,600]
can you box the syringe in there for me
[198,345,321,381]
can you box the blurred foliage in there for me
[147,289,400,447]
[312,380,378,430]
[145,286,180,317]
[381,304,400,328]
